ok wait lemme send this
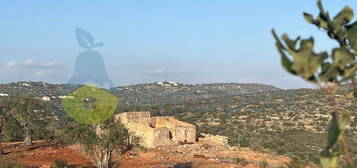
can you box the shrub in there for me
[62,118,137,168]
[52,159,72,168]
[235,157,249,165]
[258,161,269,168]
[0,161,27,168]
[285,157,309,168]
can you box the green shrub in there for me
[52,159,72,168]
[259,161,269,168]
[285,158,309,168]
[0,161,27,168]
[236,157,249,164]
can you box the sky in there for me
[0,0,356,89]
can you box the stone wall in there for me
[115,112,196,148]
[115,111,151,125]
[125,122,155,148]
[199,133,228,146]
[151,117,196,143]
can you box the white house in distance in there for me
[0,93,8,97]
[21,82,31,87]
[41,96,51,101]
[155,81,182,87]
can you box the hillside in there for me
[1,81,356,164]
[157,89,357,163]
[110,82,280,107]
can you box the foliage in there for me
[52,159,72,168]
[62,118,134,168]
[272,0,357,167]
[235,157,248,164]
[258,161,269,168]
[8,95,50,145]
[2,115,23,142]
[285,157,310,168]
[30,119,55,140]
[0,161,27,168]
[171,88,357,164]
[0,96,11,153]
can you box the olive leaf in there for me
[333,6,354,26]
[316,15,329,29]
[303,12,314,24]
[76,28,95,50]
[319,63,339,82]
[347,22,357,51]
[272,30,296,75]
[316,0,334,31]
[332,48,355,70]
[272,30,327,80]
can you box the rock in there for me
[115,112,196,148]
[199,133,229,146]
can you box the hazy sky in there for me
[0,0,356,89]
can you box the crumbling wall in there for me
[115,111,151,125]
[199,133,228,146]
[151,117,196,143]
[115,111,155,148]
[125,122,155,148]
[115,112,196,148]
[153,127,172,147]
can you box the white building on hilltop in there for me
[41,96,51,101]
[155,81,182,87]
[0,93,8,97]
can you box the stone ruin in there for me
[115,112,197,148]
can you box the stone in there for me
[199,133,229,146]
[115,112,197,148]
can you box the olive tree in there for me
[272,0,357,167]
[61,85,139,168]
[10,95,49,145]
[63,118,136,168]
[0,96,10,154]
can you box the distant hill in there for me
[0,81,279,97]
[0,81,79,96]
[0,81,280,114]
[110,82,280,106]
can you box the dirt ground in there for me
[0,141,289,168]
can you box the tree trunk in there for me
[94,148,111,168]
[24,122,32,146]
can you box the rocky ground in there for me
[0,141,291,168]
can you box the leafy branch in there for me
[272,0,357,167]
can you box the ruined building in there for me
[115,112,196,148]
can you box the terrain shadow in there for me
[3,141,65,154]
[173,162,193,168]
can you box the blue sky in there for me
[0,0,355,89]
